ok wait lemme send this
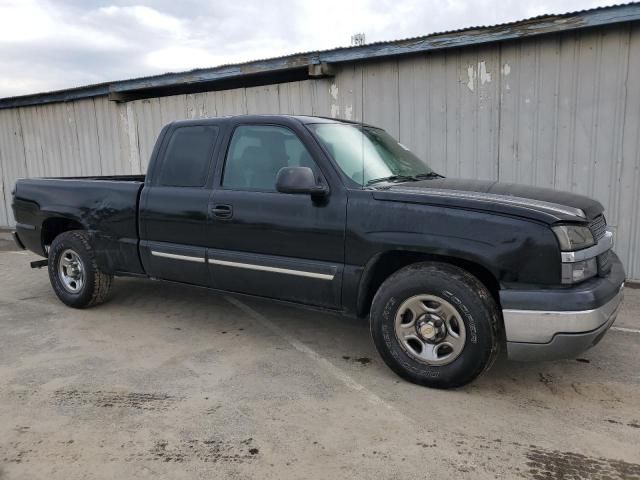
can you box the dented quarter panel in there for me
[12,177,145,274]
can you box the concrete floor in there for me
[0,234,639,479]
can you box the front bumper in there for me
[500,252,625,362]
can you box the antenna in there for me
[350,33,366,185]
[351,33,366,47]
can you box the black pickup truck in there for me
[12,115,625,388]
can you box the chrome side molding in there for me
[150,250,206,263]
[150,248,335,280]
[208,258,335,280]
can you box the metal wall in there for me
[1,23,639,279]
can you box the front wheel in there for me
[48,230,113,308]
[370,262,500,389]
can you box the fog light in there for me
[561,258,598,284]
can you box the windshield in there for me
[309,123,436,186]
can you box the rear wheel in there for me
[370,262,499,389]
[48,230,113,308]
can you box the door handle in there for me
[211,204,233,218]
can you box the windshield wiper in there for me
[366,175,417,186]
[413,172,445,179]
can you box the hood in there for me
[373,178,604,222]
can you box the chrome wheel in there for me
[394,294,467,366]
[58,249,84,294]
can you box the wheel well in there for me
[41,218,84,252]
[358,251,501,317]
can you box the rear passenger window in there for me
[158,126,218,187]
[222,125,318,191]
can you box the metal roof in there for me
[1,2,639,110]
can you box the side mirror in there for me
[276,167,328,197]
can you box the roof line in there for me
[1,2,639,110]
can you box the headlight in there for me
[561,258,598,284]
[552,225,594,251]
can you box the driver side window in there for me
[222,125,318,191]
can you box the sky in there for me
[0,0,623,98]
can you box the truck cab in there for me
[139,116,346,309]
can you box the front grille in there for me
[589,215,611,276]
[589,215,607,241]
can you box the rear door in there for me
[206,119,347,308]
[139,122,221,285]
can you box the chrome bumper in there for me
[504,283,624,361]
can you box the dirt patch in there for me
[54,389,178,411]
[526,446,640,479]
[1,442,32,464]
[1,437,258,465]
[340,356,371,365]
[134,438,259,463]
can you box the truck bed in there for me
[12,176,146,275]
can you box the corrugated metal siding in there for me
[495,25,639,278]
[0,108,27,225]
[619,23,640,281]
[1,23,639,279]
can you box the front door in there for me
[139,123,220,285]
[207,122,346,308]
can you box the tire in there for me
[370,262,499,389]
[48,230,113,308]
